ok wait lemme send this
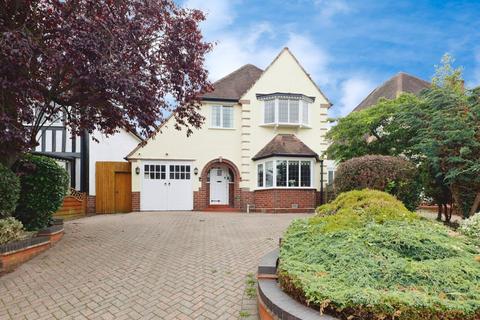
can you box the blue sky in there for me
[182,0,480,117]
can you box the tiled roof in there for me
[252,134,318,161]
[202,64,263,101]
[353,72,430,112]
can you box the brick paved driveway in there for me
[0,212,308,320]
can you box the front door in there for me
[210,167,229,205]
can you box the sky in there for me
[181,0,480,117]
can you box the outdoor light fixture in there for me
[193,167,199,175]
[135,166,140,175]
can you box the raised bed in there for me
[257,249,338,320]
[0,222,65,275]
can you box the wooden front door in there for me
[114,172,132,213]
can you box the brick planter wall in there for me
[132,192,140,212]
[253,189,317,213]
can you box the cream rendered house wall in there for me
[129,103,243,192]
[129,48,330,193]
[239,49,330,191]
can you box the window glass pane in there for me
[144,165,149,173]
[289,100,299,123]
[212,106,221,127]
[150,172,155,179]
[186,166,190,172]
[181,172,185,179]
[150,165,155,172]
[155,172,160,179]
[328,170,334,185]
[300,161,311,187]
[257,164,264,187]
[265,161,273,187]
[288,161,299,187]
[222,106,233,128]
[276,160,287,187]
[264,100,275,123]
[186,173,190,180]
[175,172,180,179]
[278,99,289,122]
[155,165,160,172]
[144,173,150,179]
[302,101,309,124]
[161,172,166,180]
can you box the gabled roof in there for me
[353,72,430,112]
[202,64,263,101]
[252,134,318,161]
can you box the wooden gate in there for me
[96,162,132,214]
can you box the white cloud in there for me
[314,0,351,25]
[336,77,376,116]
[183,0,237,34]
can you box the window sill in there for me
[254,187,316,191]
[260,123,312,129]
[209,127,236,130]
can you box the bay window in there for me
[211,105,234,128]
[256,158,313,188]
[257,93,313,126]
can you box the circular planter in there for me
[257,249,339,320]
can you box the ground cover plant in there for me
[279,190,480,320]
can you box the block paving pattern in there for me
[0,211,308,319]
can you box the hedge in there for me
[334,155,422,211]
[279,190,480,320]
[0,217,24,245]
[0,163,20,218]
[14,154,69,231]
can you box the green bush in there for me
[0,163,20,218]
[334,155,422,211]
[14,154,69,231]
[280,191,480,320]
[0,217,24,245]
[460,214,480,241]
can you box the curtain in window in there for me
[302,101,309,124]
[278,99,289,122]
[222,106,233,128]
[289,100,299,123]
[288,160,299,186]
[264,100,275,123]
[300,161,311,187]
[257,164,264,187]
[212,106,221,127]
[265,161,274,187]
[276,160,287,187]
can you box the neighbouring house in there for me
[32,122,142,213]
[353,72,430,112]
[126,48,332,212]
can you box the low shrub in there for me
[280,191,480,320]
[460,214,480,241]
[334,155,422,211]
[0,217,24,245]
[0,163,20,218]
[14,154,69,231]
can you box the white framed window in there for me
[262,97,310,126]
[211,105,234,128]
[256,157,314,189]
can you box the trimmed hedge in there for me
[279,190,480,320]
[334,155,422,211]
[0,163,20,218]
[14,154,69,231]
[0,217,24,245]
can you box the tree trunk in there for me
[437,204,443,221]
[444,203,452,222]
[469,192,480,217]
[450,184,466,218]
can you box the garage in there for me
[140,161,193,211]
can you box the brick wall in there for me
[132,192,140,212]
[253,189,317,213]
[87,196,96,214]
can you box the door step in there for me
[204,205,239,212]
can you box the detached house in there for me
[126,48,331,212]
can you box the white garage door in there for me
[141,161,193,211]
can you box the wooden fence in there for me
[54,188,87,220]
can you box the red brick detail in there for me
[195,158,242,211]
[253,189,317,213]
[87,195,96,214]
[132,192,140,212]
[0,241,50,274]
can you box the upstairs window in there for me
[211,105,234,128]
[258,93,313,126]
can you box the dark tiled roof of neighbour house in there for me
[353,72,430,112]
[202,64,264,101]
[252,134,319,161]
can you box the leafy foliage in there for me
[0,217,24,245]
[459,214,480,241]
[0,162,20,218]
[333,155,422,210]
[0,0,212,165]
[14,155,69,231]
[280,191,480,320]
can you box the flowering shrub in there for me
[460,214,480,240]
[0,217,24,245]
